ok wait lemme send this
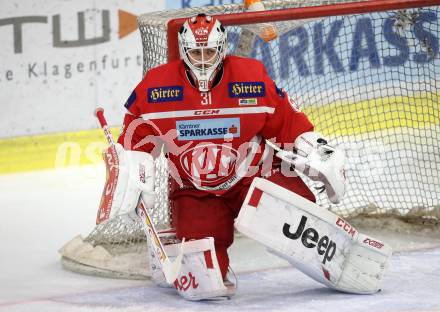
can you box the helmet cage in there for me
[178,17,227,91]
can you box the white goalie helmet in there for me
[178,14,227,92]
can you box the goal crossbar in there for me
[167,0,440,61]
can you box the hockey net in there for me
[60,0,440,279]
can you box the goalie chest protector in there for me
[121,56,314,194]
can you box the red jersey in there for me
[118,55,313,195]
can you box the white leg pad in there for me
[149,233,236,300]
[235,178,392,294]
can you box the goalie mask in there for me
[178,14,227,92]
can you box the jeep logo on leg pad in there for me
[283,215,337,264]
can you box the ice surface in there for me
[1,166,439,312]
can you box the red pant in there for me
[170,171,315,279]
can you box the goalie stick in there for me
[94,107,184,284]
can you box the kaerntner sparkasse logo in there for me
[0,9,138,54]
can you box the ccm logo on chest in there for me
[228,81,265,98]
[148,86,183,103]
[283,215,337,264]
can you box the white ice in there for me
[1,166,440,312]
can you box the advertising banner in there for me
[0,0,164,138]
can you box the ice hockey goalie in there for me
[101,13,391,300]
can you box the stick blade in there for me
[162,239,185,284]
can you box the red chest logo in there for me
[180,143,239,186]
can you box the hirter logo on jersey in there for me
[176,118,240,141]
[228,82,265,98]
[147,86,183,103]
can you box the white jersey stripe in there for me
[141,106,275,120]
